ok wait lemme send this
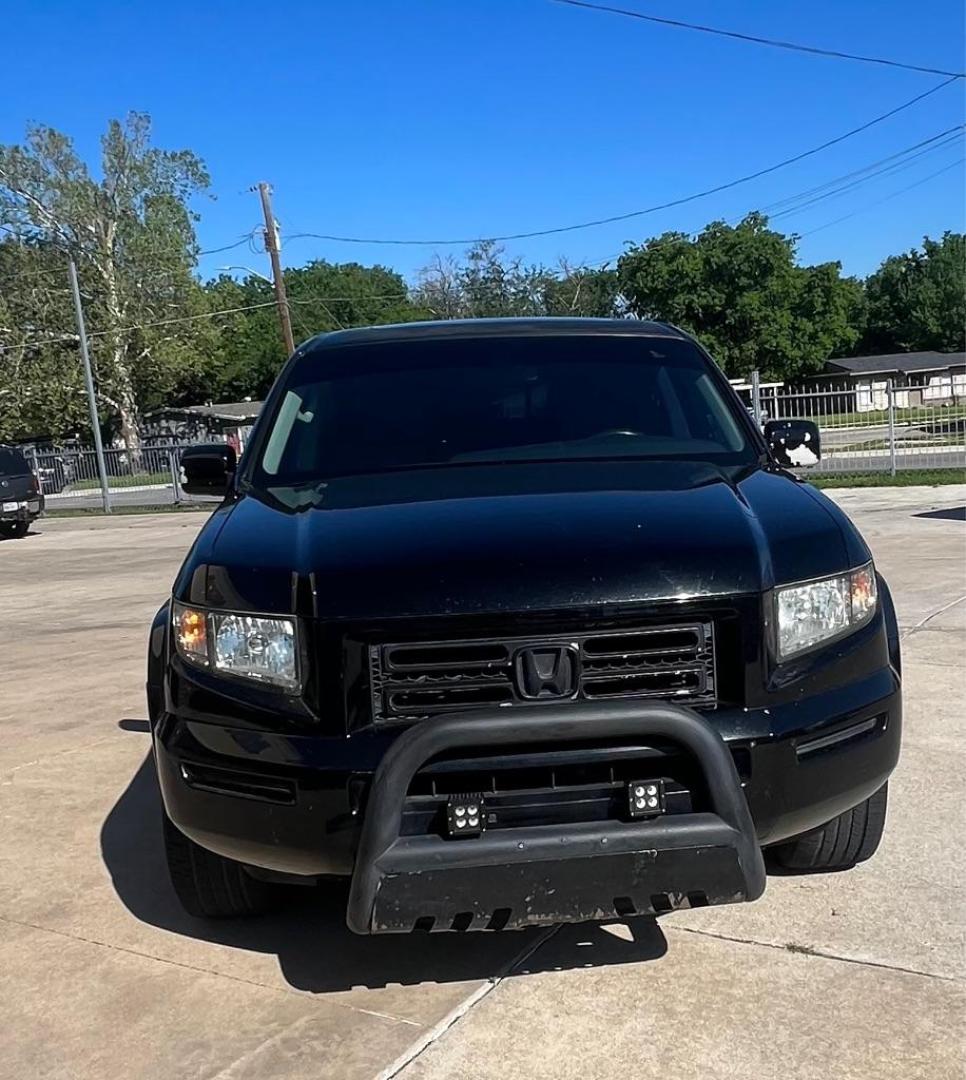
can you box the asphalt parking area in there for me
[1,485,963,1080]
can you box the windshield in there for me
[250,335,755,489]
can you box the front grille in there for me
[368,622,715,723]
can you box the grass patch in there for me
[810,469,966,489]
[829,436,963,452]
[812,405,966,428]
[44,503,212,518]
[71,470,170,490]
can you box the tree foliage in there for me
[412,242,619,320]
[0,113,210,451]
[0,239,86,441]
[618,214,864,379]
[859,232,965,354]
[1,112,963,449]
[202,260,423,401]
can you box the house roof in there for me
[146,401,263,422]
[826,351,966,377]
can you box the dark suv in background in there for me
[148,319,900,935]
[0,445,43,539]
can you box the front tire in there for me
[0,521,29,539]
[163,815,276,918]
[770,783,888,871]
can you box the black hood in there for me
[177,462,869,620]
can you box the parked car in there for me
[147,319,900,933]
[0,445,44,538]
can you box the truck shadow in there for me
[100,753,668,994]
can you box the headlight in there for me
[775,562,877,660]
[173,602,299,690]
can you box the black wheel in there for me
[770,783,888,871]
[163,814,276,918]
[0,521,29,539]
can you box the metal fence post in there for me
[169,448,182,505]
[750,369,763,427]
[887,378,897,477]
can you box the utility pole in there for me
[68,259,111,513]
[257,182,296,355]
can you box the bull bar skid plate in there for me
[346,701,766,934]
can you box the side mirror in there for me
[180,443,237,496]
[764,419,821,468]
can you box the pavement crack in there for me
[668,925,962,983]
[0,914,420,1027]
[200,1016,323,1079]
[0,734,118,785]
[901,593,966,640]
[378,925,559,1079]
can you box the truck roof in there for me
[302,317,686,353]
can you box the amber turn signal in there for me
[174,603,208,665]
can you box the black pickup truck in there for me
[0,445,44,539]
[148,319,900,934]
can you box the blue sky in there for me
[2,0,963,283]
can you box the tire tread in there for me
[771,784,888,872]
[163,815,273,918]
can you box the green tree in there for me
[202,260,424,401]
[412,243,620,320]
[0,238,86,441]
[541,261,620,317]
[0,113,210,453]
[860,232,965,354]
[414,242,549,318]
[618,214,863,379]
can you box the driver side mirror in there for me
[180,443,237,496]
[764,419,821,468]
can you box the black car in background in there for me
[0,445,43,538]
[148,319,900,935]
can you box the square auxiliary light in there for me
[627,779,666,819]
[446,794,486,838]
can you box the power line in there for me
[197,231,260,256]
[289,292,410,304]
[1,300,279,354]
[552,0,966,79]
[572,127,965,270]
[756,126,963,215]
[2,228,257,273]
[1,291,417,354]
[767,134,963,221]
[0,264,66,283]
[284,76,960,246]
[799,157,965,237]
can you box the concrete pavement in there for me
[0,485,963,1079]
[400,484,966,1080]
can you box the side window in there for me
[0,448,28,475]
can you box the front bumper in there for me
[347,702,765,933]
[154,665,900,933]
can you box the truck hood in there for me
[179,462,868,620]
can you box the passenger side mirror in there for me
[180,443,237,496]
[764,420,821,468]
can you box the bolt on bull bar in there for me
[347,700,766,934]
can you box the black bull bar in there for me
[347,701,766,934]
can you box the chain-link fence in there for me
[746,375,966,478]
